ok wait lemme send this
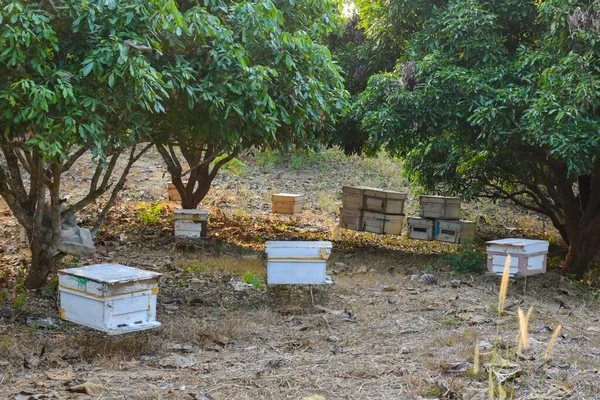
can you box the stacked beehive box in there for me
[339,186,407,235]
[407,195,476,244]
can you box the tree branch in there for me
[63,152,121,221]
[154,141,181,176]
[168,143,182,171]
[62,146,88,171]
[0,161,31,227]
[0,145,29,202]
[208,153,235,182]
[92,143,152,234]
[49,161,62,246]
[181,155,217,178]
[13,148,33,175]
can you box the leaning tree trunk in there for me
[1,143,151,289]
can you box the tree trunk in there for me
[154,141,234,210]
[181,195,198,210]
[23,228,58,289]
[563,229,600,277]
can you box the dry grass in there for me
[315,191,339,214]
[174,255,265,277]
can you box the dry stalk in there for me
[473,338,480,374]
[498,254,511,315]
[544,325,562,362]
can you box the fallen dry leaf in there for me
[440,361,472,373]
[44,366,72,381]
[159,354,197,369]
[68,381,108,395]
[585,326,600,334]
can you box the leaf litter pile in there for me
[1,150,600,399]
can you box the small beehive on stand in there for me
[485,238,549,276]
[272,193,304,214]
[420,195,461,219]
[434,220,476,244]
[174,209,208,238]
[266,241,332,285]
[58,264,161,335]
[407,217,434,240]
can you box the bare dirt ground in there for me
[1,148,599,400]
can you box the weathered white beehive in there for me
[174,209,208,238]
[271,193,304,214]
[362,212,404,235]
[58,264,161,335]
[339,207,363,231]
[266,241,332,285]
[407,217,434,240]
[420,195,461,219]
[486,238,549,276]
[363,188,408,215]
[434,220,476,244]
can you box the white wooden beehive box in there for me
[272,193,304,214]
[58,264,161,335]
[434,219,476,244]
[266,241,332,285]
[174,209,208,238]
[364,188,407,215]
[486,238,549,276]
[339,207,363,231]
[407,217,434,240]
[420,195,461,219]
[363,212,404,235]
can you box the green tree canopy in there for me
[0,0,183,287]
[150,0,349,209]
[352,0,600,276]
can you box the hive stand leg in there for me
[310,286,315,307]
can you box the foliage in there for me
[0,0,179,287]
[0,288,8,309]
[0,0,174,158]
[351,0,600,276]
[137,203,168,226]
[439,243,487,274]
[0,273,28,314]
[254,150,279,172]
[242,271,264,290]
[183,264,208,275]
[151,0,349,209]
[214,155,247,178]
[42,275,59,297]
